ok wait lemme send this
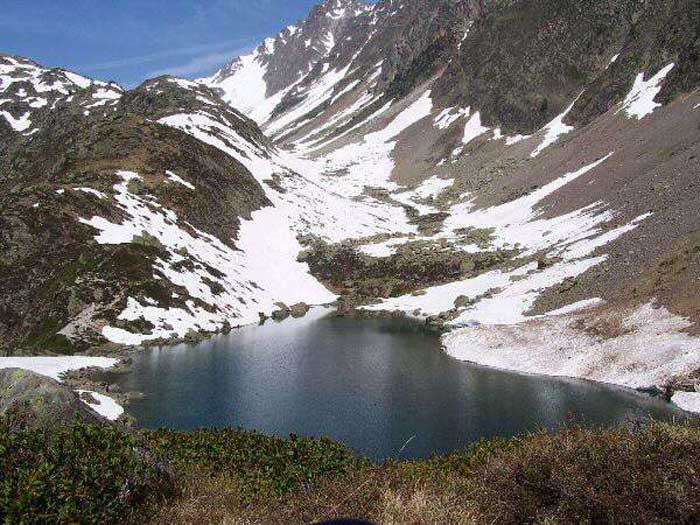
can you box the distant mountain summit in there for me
[0,53,122,151]
[200,0,370,123]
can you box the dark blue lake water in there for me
[117,308,686,460]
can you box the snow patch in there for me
[672,391,700,414]
[389,175,452,216]
[76,390,124,420]
[531,98,577,157]
[617,63,675,120]
[433,106,469,130]
[77,187,107,199]
[461,111,489,146]
[1,110,32,131]
[544,298,604,316]
[443,154,615,255]
[0,356,118,382]
[165,170,195,190]
[505,134,530,146]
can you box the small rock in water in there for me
[289,302,310,318]
[271,302,291,321]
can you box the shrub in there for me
[0,419,173,524]
[145,428,367,497]
[468,422,700,524]
[6,420,700,524]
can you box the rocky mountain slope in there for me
[0,63,338,354]
[0,54,122,156]
[1,0,700,411]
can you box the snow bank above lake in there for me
[79,170,336,346]
[443,302,700,412]
[0,356,118,381]
[77,390,124,421]
[362,154,648,324]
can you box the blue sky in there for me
[0,0,350,87]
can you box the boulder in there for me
[454,295,475,308]
[289,302,311,318]
[0,368,103,431]
[271,302,291,321]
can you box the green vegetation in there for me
[145,428,366,498]
[3,419,700,524]
[0,419,172,524]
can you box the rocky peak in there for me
[0,52,123,139]
[199,0,500,137]
[201,0,370,119]
[123,75,269,149]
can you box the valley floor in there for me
[2,19,700,421]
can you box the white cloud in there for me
[79,39,251,72]
[147,45,255,78]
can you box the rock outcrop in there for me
[0,368,103,430]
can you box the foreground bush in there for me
[469,423,700,524]
[3,420,700,524]
[0,419,173,524]
[145,427,367,498]
[147,422,700,524]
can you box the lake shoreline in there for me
[3,303,694,438]
[109,311,689,461]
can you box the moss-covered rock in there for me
[0,368,102,431]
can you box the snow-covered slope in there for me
[192,0,700,407]
[199,0,371,125]
[1,74,332,352]
[199,0,485,147]
[0,53,122,137]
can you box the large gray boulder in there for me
[0,368,103,431]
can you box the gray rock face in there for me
[0,368,103,431]
[209,0,368,99]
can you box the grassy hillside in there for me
[3,418,700,524]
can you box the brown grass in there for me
[470,423,700,524]
[143,422,700,525]
[146,465,476,525]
